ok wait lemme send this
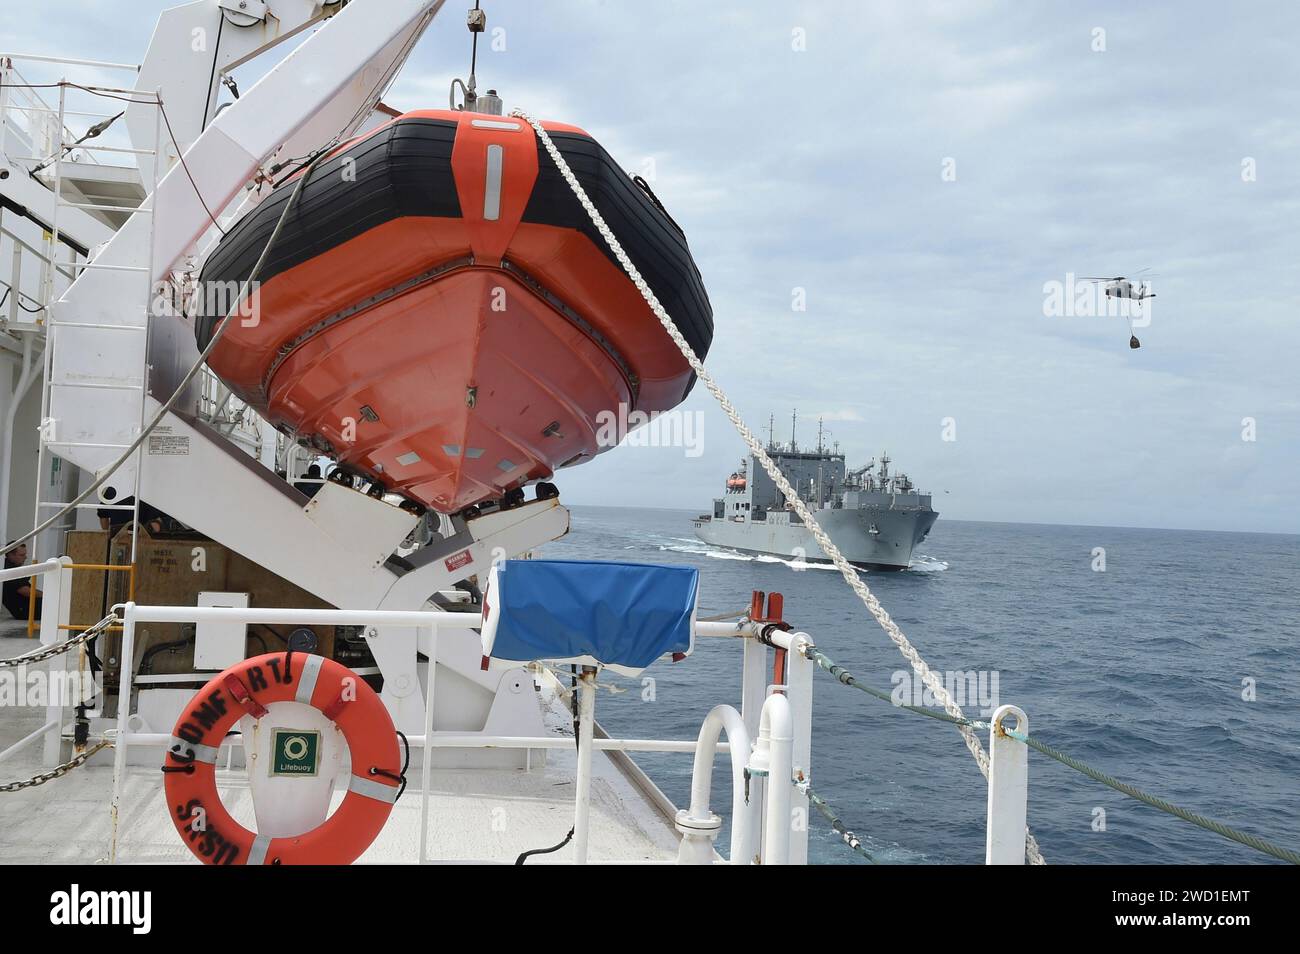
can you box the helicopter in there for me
[1078,268,1156,349]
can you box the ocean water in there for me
[540,506,1300,865]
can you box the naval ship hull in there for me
[693,506,938,570]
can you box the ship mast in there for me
[817,418,825,506]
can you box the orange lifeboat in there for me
[196,109,713,514]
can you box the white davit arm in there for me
[125,0,349,189]
[150,0,444,284]
[49,0,445,482]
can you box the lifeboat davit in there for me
[196,109,713,513]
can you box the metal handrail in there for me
[0,52,140,72]
[103,601,814,865]
[0,556,61,583]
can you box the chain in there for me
[0,739,113,793]
[513,109,1044,865]
[0,613,116,669]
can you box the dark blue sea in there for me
[540,506,1300,865]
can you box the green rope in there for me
[806,647,1300,866]
[807,649,989,731]
[1006,730,1300,866]
[803,784,878,864]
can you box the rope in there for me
[809,644,1300,866]
[807,648,990,730]
[1008,730,1300,866]
[511,107,1040,866]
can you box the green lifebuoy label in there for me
[271,729,320,777]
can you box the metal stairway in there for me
[31,76,162,575]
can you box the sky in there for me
[6,1,1299,533]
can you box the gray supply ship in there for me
[693,419,938,570]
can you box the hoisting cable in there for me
[511,106,1042,865]
[450,1,486,111]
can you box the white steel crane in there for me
[18,0,568,742]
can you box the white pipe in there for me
[0,52,140,72]
[694,620,809,653]
[418,624,438,864]
[0,336,41,545]
[682,704,756,864]
[694,620,756,638]
[572,668,596,864]
[105,605,779,637]
[0,719,59,764]
[108,604,138,863]
[126,604,479,628]
[118,731,725,754]
[751,692,794,865]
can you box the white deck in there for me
[0,622,680,864]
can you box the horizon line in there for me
[558,502,1300,538]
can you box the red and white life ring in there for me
[162,652,401,865]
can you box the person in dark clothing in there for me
[293,463,325,500]
[97,497,167,537]
[2,543,42,621]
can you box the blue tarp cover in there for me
[486,559,698,670]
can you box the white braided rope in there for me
[513,109,1044,864]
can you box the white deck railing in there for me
[106,602,818,864]
[0,556,73,767]
[10,575,1029,864]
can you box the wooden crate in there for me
[96,527,341,681]
[65,530,110,630]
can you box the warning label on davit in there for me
[147,435,190,456]
[444,549,473,572]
